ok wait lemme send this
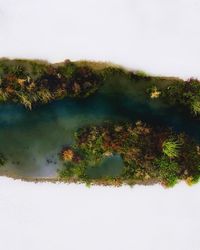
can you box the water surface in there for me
[0,77,199,178]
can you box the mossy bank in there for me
[0,58,200,116]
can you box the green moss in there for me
[153,157,179,187]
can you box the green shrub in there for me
[154,157,179,187]
[58,61,77,78]
[59,162,86,180]
[191,99,200,115]
[162,138,181,159]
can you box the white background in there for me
[0,0,200,79]
[0,0,200,250]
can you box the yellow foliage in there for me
[186,177,193,186]
[62,149,74,161]
[17,78,26,86]
[150,87,161,99]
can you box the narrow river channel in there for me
[0,75,199,178]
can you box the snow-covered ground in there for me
[0,0,200,250]
[0,178,200,250]
[0,0,200,79]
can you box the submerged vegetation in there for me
[59,121,200,187]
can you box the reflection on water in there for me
[0,76,200,178]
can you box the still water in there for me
[0,76,199,178]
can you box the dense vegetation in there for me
[161,78,200,116]
[1,58,200,117]
[59,121,200,187]
[147,78,200,117]
[0,59,101,109]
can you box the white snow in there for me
[0,178,200,250]
[0,0,200,250]
[0,0,200,79]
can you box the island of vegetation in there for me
[59,121,200,187]
[0,58,200,187]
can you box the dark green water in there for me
[0,77,200,178]
[86,155,125,179]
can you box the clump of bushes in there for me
[0,59,101,109]
[59,121,200,187]
[61,146,81,163]
[160,78,200,116]
[153,157,179,187]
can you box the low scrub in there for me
[59,121,200,187]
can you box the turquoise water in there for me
[0,77,200,178]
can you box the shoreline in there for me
[0,170,159,187]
